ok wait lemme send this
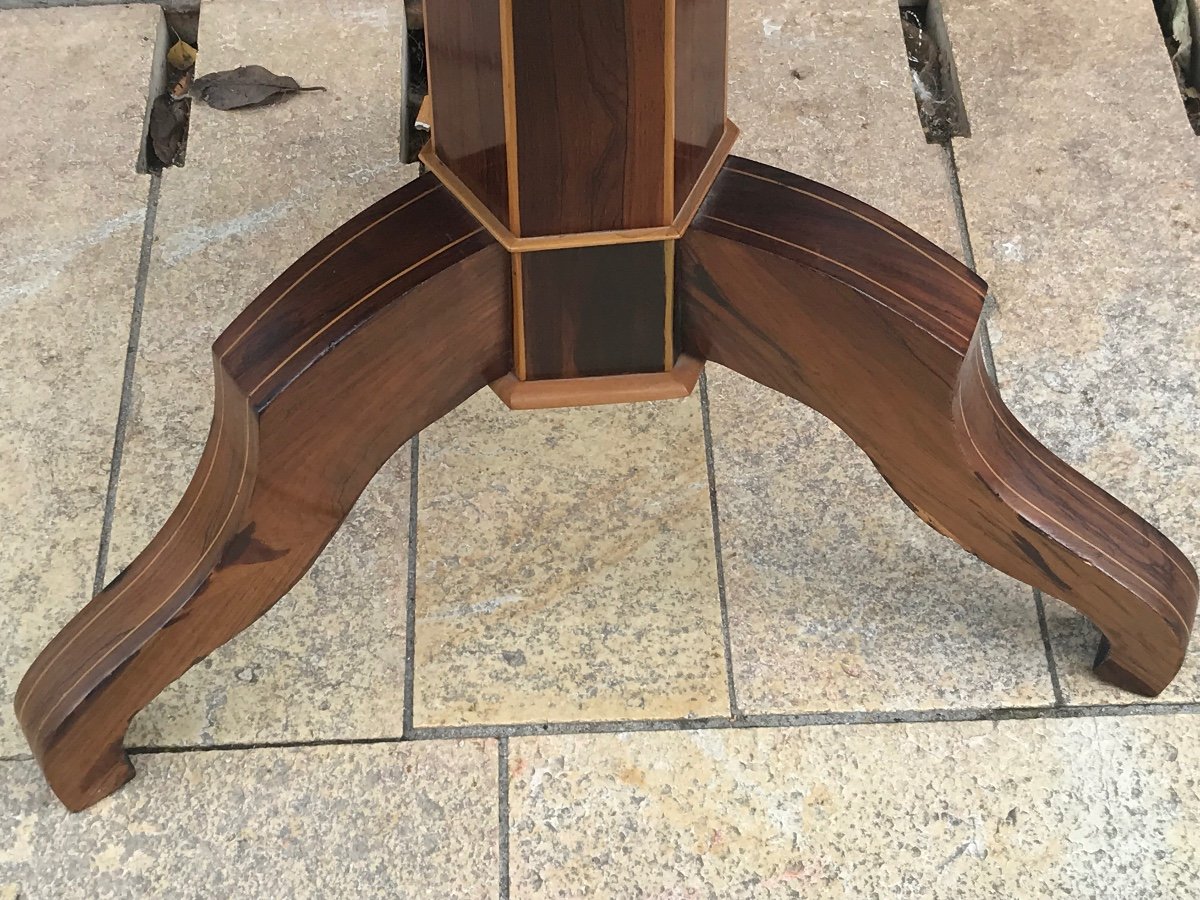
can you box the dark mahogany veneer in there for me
[16,0,1196,811]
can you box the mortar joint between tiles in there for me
[698,371,742,718]
[1033,589,1067,706]
[498,736,511,900]
[0,1,200,11]
[402,435,420,737]
[121,699,1200,763]
[92,172,162,596]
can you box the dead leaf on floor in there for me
[149,94,189,167]
[166,39,198,71]
[191,65,327,111]
[170,69,193,100]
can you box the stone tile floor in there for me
[1,0,1198,897]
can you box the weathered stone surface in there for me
[708,0,1051,713]
[106,0,417,746]
[511,715,1200,898]
[947,0,1200,702]
[0,3,160,755]
[1,740,499,899]
[414,392,727,726]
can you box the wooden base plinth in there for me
[490,354,703,410]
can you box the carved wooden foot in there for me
[14,176,511,811]
[680,156,1199,697]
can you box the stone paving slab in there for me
[0,740,499,899]
[946,0,1200,703]
[414,393,728,726]
[509,714,1200,898]
[0,4,161,756]
[105,0,416,746]
[707,0,1052,714]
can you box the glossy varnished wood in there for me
[20,0,1198,817]
[14,176,512,810]
[492,353,703,409]
[423,0,512,228]
[510,0,670,235]
[674,0,728,215]
[520,241,672,379]
[679,156,1198,695]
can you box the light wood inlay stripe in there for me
[727,167,985,298]
[664,0,677,225]
[499,0,521,235]
[664,240,676,370]
[513,252,527,379]
[704,215,975,347]
[962,351,1191,636]
[23,222,489,732]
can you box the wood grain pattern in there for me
[674,0,728,214]
[511,0,669,235]
[520,241,671,380]
[492,353,703,409]
[15,175,512,811]
[679,156,1198,696]
[423,0,511,228]
[418,120,738,253]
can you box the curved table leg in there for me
[15,175,512,810]
[679,155,1198,697]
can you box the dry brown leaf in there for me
[170,69,193,100]
[191,65,326,111]
[148,94,188,167]
[166,40,197,71]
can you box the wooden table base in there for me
[16,1,1198,811]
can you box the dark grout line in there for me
[1034,589,1067,706]
[698,371,741,718]
[939,141,1067,704]
[0,1,199,11]
[939,141,998,378]
[402,435,420,737]
[1,754,34,763]
[127,699,1200,758]
[92,172,162,594]
[497,736,511,900]
[939,141,976,271]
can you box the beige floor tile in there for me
[709,0,1051,713]
[946,0,1200,703]
[711,384,1056,711]
[414,392,727,726]
[106,0,416,746]
[510,715,1200,898]
[0,5,160,756]
[1,740,498,899]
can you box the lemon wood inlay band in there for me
[25,226,488,734]
[965,352,1193,633]
[704,216,975,347]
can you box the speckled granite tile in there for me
[0,5,160,756]
[413,391,726,726]
[946,0,1200,703]
[727,0,959,239]
[0,740,498,899]
[708,0,1051,713]
[105,0,417,746]
[710,389,1054,711]
[510,715,1200,898]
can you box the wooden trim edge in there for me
[498,0,522,234]
[419,120,739,253]
[415,94,432,132]
[672,119,740,234]
[664,0,677,225]
[490,354,704,410]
